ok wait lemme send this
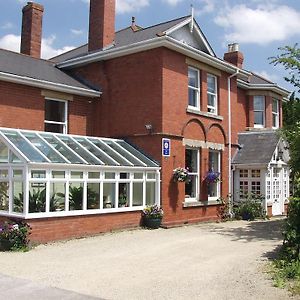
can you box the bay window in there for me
[188,67,200,109]
[253,96,265,128]
[272,99,279,128]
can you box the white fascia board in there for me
[164,17,192,35]
[237,79,290,97]
[58,36,250,78]
[0,71,101,98]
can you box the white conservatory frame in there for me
[0,128,160,219]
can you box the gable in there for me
[169,24,212,55]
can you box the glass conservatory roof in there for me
[0,128,159,168]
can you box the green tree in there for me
[270,44,300,195]
[270,44,300,93]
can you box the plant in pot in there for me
[118,194,128,207]
[205,171,221,184]
[141,204,163,229]
[173,167,190,183]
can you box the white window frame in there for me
[44,98,68,134]
[188,66,200,110]
[208,150,221,201]
[272,99,279,129]
[185,147,200,202]
[207,74,218,115]
[253,96,265,128]
[238,169,262,202]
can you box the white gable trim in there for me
[165,17,215,57]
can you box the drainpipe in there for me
[228,69,239,216]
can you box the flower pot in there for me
[0,239,13,251]
[143,217,162,229]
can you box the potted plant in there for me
[119,194,128,207]
[205,171,221,184]
[173,167,190,183]
[141,204,164,229]
[0,220,30,251]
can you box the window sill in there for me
[183,200,222,208]
[186,107,223,121]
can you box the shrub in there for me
[282,198,300,260]
[233,193,265,221]
[0,220,30,251]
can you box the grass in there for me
[268,258,300,296]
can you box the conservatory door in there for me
[272,168,283,216]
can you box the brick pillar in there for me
[200,148,209,200]
[265,96,273,128]
[201,70,208,113]
[248,95,254,128]
[89,0,115,52]
[20,2,44,58]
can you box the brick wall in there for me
[0,81,94,135]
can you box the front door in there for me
[272,168,283,216]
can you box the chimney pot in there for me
[20,2,44,58]
[224,42,244,69]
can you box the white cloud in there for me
[195,0,215,16]
[1,22,13,30]
[71,29,84,35]
[0,34,74,59]
[162,0,183,6]
[116,0,150,14]
[214,5,300,45]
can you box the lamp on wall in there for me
[145,124,153,134]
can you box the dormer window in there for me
[272,99,279,128]
[253,96,265,128]
[188,66,200,110]
[207,74,217,115]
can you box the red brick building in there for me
[0,1,290,242]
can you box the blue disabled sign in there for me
[162,138,170,157]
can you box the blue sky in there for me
[0,0,299,93]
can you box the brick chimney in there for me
[88,0,116,52]
[224,43,244,69]
[20,2,44,58]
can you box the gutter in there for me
[237,79,290,97]
[0,71,101,98]
[56,36,251,78]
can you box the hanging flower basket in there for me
[205,171,220,184]
[173,167,190,183]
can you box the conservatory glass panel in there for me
[133,182,143,206]
[0,182,9,211]
[103,141,143,166]
[69,182,84,211]
[134,173,143,179]
[118,182,129,207]
[88,172,100,179]
[116,141,157,167]
[50,183,65,212]
[0,141,8,163]
[39,134,83,164]
[87,183,100,209]
[12,181,23,213]
[23,132,67,163]
[146,182,156,205]
[29,182,46,213]
[52,171,65,178]
[103,183,116,208]
[105,172,115,179]
[10,152,22,163]
[0,170,8,178]
[31,170,46,179]
[89,139,131,166]
[58,136,101,165]
[13,170,23,178]
[74,138,117,166]
[71,171,83,179]
[3,131,46,162]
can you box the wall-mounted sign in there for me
[162,138,170,157]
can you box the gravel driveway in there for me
[0,219,298,300]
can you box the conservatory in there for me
[0,128,160,219]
